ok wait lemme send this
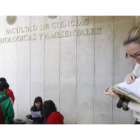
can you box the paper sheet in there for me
[117,77,140,98]
[31,111,41,118]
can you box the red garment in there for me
[46,112,64,124]
[7,89,15,103]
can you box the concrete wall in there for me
[0,16,136,124]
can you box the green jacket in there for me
[0,91,14,124]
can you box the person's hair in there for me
[31,96,43,111]
[0,77,7,82]
[43,100,57,121]
[0,81,9,91]
[123,26,140,46]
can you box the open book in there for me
[112,77,140,103]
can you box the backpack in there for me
[0,95,8,124]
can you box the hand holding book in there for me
[104,87,120,101]
[104,77,140,103]
[106,77,140,104]
[124,73,137,84]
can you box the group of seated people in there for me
[0,77,64,124]
[26,96,64,124]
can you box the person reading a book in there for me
[124,27,140,84]
[26,96,44,124]
[104,26,140,124]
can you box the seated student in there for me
[43,100,64,124]
[26,96,43,124]
[0,81,14,124]
[0,78,15,104]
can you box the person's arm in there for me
[104,87,120,101]
[26,114,33,119]
[104,87,140,112]
[124,73,137,84]
[8,89,15,103]
[47,116,56,124]
[124,63,140,84]
[4,99,14,124]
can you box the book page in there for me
[31,111,41,118]
[116,77,140,98]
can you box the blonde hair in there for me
[123,26,140,46]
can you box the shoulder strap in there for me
[0,95,8,104]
